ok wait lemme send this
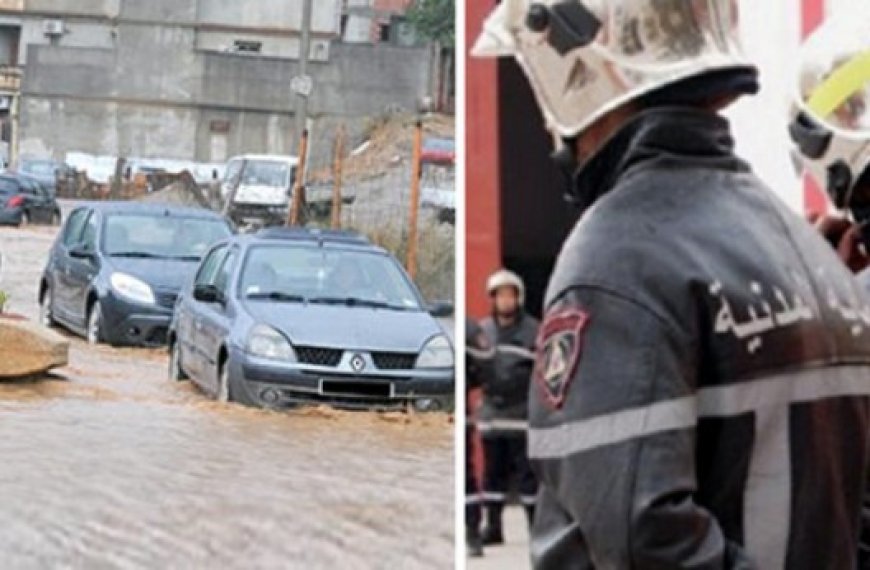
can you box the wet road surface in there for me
[0,225,454,569]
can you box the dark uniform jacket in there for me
[466,318,492,393]
[529,108,870,570]
[479,312,539,429]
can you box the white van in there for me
[222,154,299,225]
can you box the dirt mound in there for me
[0,318,69,378]
[311,113,454,184]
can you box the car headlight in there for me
[415,335,454,369]
[110,272,155,305]
[247,324,297,361]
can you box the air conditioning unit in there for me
[43,20,65,37]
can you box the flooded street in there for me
[0,224,454,569]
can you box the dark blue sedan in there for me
[168,228,455,411]
[39,202,233,346]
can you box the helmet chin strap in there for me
[550,142,587,207]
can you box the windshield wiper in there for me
[309,296,406,310]
[246,291,306,303]
[109,251,164,259]
[165,255,202,262]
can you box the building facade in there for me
[0,0,436,166]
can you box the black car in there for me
[168,228,455,410]
[0,174,62,226]
[39,202,233,346]
[19,158,66,195]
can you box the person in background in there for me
[789,15,870,566]
[474,1,870,568]
[465,318,493,558]
[477,269,539,546]
[790,15,870,296]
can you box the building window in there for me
[379,23,391,43]
[233,40,262,54]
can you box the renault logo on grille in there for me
[350,354,366,372]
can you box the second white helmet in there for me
[487,269,526,305]
[789,11,870,214]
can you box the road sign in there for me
[291,75,314,97]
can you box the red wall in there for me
[465,0,502,318]
[802,0,829,217]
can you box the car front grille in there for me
[372,352,417,370]
[296,346,343,367]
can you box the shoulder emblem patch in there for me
[534,310,589,410]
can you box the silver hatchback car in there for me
[168,228,455,411]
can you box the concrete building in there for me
[0,0,437,166]
[342,0,418,46]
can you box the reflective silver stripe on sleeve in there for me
[520,494,539,506]
[477,419,529,433]
[529,366,870,460]
[482,492,507,502]
[466,344,536,361]
[528,396,697,460]
[528,365,870,570]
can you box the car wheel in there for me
[217,363,230,403]
[169,341,188,381]
[39,286,56,328]
[220,359,258,407]
[87,301,104,345]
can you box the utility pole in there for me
[293,0,314,151]
[406,120,423,279]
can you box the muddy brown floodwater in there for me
[0,224,454,569]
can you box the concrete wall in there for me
[20,39,432,163]
[119,0,196,21]
[196,0,340,34]
[18,19,114,63]
[25,0,119,17]
[194,30,332,61]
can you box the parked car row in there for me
[38,202,455,411]
[0,172,63,227]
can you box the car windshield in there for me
[0,179,17,194]
[21,161,56,177]
[240,245,422,310]
[240,161,292,188]
[103,214,231,259]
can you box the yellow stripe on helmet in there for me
[807,50,870,120]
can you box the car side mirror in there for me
[69,244,95,260]
[428,301,454,318]
[194,283,225,305]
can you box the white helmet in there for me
[487,269,526,305]
[472,0,756,139]
[789,11,870,216]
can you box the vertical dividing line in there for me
[288,129,309,227]
[331,125,345,230]
[406,119,423,279]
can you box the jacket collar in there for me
[572,107,750,209]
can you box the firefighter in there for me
[465,318,493,557]
[789,13,870,295]
[474,2,870,568]
[477,269,539,546]
[788,16,870,567]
